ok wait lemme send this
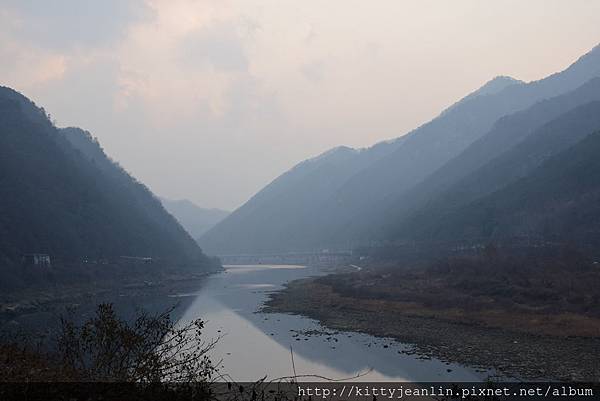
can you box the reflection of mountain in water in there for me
[177,265,489,382]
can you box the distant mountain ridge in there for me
[160,197,229,239]
[440,75,523,116]
[199,136,406,254]
[200,44,600,255]
[0,86,219,281]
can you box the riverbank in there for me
[0,269,212,328]
[263,276,600,381]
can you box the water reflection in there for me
[176,265,492,382]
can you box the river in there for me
[173,264,492,382]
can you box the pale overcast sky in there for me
[2,0,600,210]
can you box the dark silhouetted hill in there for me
[0,87,219,284]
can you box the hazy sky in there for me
[2,0,600,210]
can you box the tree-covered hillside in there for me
[378,78,600,234]
[0,87,219,279]
[402,129,600,246]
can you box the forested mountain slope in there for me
[379,78,600,237]
[0,87,218,275]
[326,45,600,242]
[404,129,600,245]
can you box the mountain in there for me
[403,129,600,247]
[379,77,600,237]
[326,45,600,242]
[200,44,600,254]
[159,198,229,239]
[199,140,406,254]
[392,99,600,242]
[439,75,522,116]
[0,86,219,282]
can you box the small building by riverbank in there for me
[21,253,51,267]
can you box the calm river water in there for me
[174,264,492,382]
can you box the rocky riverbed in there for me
[263,278,600,381]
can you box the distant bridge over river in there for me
[218,251,353,266]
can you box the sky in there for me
[1,1,600,210]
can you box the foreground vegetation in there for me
[1,303,217,382]
[0,304,304,401]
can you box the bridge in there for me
[218,250,353,267]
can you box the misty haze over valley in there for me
[2,1,600,397]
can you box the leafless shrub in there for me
[56,303,218,383]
